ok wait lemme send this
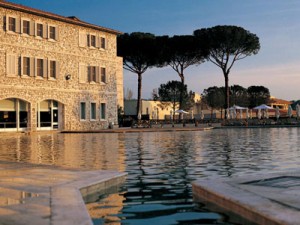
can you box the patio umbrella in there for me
[253,104,273,110]
[226,108,230,119]
[257,109,262,119]
[175,109,189,114]
[288,105,293,118]
[297,104,300,119]
[275,106,280,120]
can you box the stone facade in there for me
[0,1,123,132]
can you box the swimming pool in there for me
[0,128,299,224]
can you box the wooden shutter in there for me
[29,21,35,35]
[5,16,9,31]
[55,27,59,41]
[79,63,87,83]
[55,61,59,79]
[87,66,91,82]
[43,24,47,38]
[30,57,35,77]
[96,66,100,83]
[6,53,17,76]
[15,18,20,33]
[79,32,86,47]
[96,36,100,48]
[43,59,48,78]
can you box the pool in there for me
[0,128,299,224]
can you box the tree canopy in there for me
[194,25,260,114]
[247,85,270,108]
[117,32,158,117]
[156,35,208,109]
[154,80,195,116]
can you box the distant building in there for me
[269,97,292,110]
[124,100,177,120]
[0,1,123,132]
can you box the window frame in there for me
[100,103,106,120]
[36,22,44,38]
[90,102,97,121]
[21,56,31,76]
[48,59,57,80]
[21,18,30,35]
[80,102,86,121]
[100,67,106,83]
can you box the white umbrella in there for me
[296,104,300,119]
[233,108,237,119]
[275,106,280,120]
[257,109,262,119]
[253,104,273,110]
[226,108,230,119]
[175,109,189,114]
[288,105,293,118]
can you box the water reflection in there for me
[0,128,299,224]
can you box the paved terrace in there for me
[0,161,126,225]
[193,171,300,225]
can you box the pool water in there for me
[0,128,299,224]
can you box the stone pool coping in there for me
[0,161,126,225]
[192,171,300,225]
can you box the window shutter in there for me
[79,32,86,47]
[87,34,90,47]
[30,57,35,77]
[43,24,47,38]
[96,36,100,48]
[5,16,9,31]
[79,63,87,83]
[6,53,17,76]
[55,27,59,41]
[56,61,59,78]
[96,66,100,83]
[20,55,23,75]
[43,59,48,78]
[87,66,91,82]
[29,21,35,35]
[16,18,20,33]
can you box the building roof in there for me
[269,97,292,105]
[0,1,123,35]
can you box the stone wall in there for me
[0,5,123,131]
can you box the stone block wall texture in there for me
[0,4,123,131]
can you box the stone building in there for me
[0,1,123,132]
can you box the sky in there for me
[10,0,300,100]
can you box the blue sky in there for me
[10,0,300,100]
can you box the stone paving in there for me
[0,161,126,225]
[192,171,300,225]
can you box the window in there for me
[36,59,44,77]
[100,67,106,83]
[100,103,106,120]
[80,102,86,120]
[100,37,106,49]
[8,17,16,32]
[22,57,30,76]
[88,66,98,82]
[49,26,56,40]
[22,20,30,35]
[49,60,57,79]
[90,103,96,120]
[36,23,43,37]
[87,34,96,47]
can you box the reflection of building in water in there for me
[86,193,125,225]
[0,187,39,206]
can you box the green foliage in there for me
[202,86,225,110]
[247,86,270,108]
[202,85,270,109]
[194,25,260,110]
[156,80,195,112]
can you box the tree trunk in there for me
[179,73,184,110]
[224,72,230,118]
[137,73,142,120]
